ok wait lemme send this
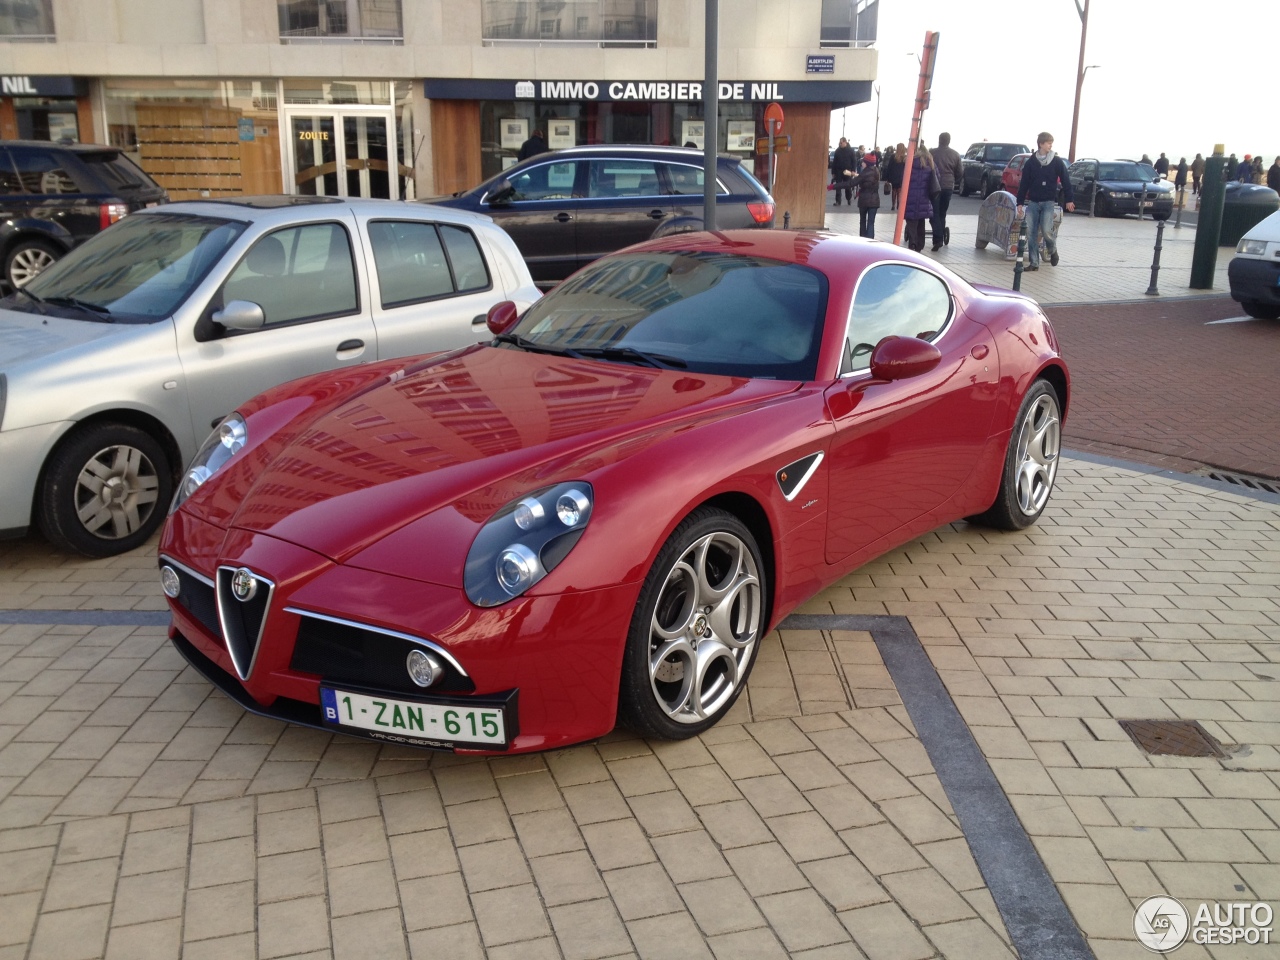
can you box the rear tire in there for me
[967,380,1061,531]
[1242,301,1280,320]
[5,238,60,289]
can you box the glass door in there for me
[287,109,398,199]
[343,115,390,199]
[291,115,338,196]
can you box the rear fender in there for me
[0,219,74,253]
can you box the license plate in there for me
[1140,201,1153,208]
[320,687,507,747]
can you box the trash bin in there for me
[1220,183,1280,247]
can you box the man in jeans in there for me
[1015,132,1075,271]
[930,132,963,251]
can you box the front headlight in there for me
[170,414,248,513]
[465,481,593,606]
[1237,239,1267,256]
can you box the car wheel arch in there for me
[686,490,777,626]
[1035,362,1070,421]
[36,408,184,505]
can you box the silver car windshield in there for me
[22,213,245,322]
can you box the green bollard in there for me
[1190,150,1227,289]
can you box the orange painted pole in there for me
[893,31,939,247]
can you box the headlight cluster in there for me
[170,414,247,513]
[465,482,593,606]
[1237,239,1267,256]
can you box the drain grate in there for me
[1193,468,1280,496]
[1120,719,1227,758]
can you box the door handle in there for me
[647,209,666,220]
[554,212,573,222]
[472,314,488,326]
[337,339,365,352]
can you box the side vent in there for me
[776,452,824,502]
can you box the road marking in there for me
[1205,316,1256,324]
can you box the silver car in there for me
[0,196,541,556]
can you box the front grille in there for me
[290,614,474,695]
[216,566,274,680]
[162,560,220,639]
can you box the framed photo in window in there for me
[500,118,529,150]
[726,121,755,152]
[681,121,705,150]
[548,120,576,149]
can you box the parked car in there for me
[422,145,775,287]
[0,196,540,557]
[158,229,1069,754]
[1068,159,1174,219]
[0,140,168,289]
[960,141,1030,198]
[1227,208,1280,319]
[1001,153,1031,195]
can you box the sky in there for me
[831,0,1279,167]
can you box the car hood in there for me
[0,307,125,370]
[204,345,800,561]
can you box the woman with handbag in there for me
[856,153,880,239]
[903,145,937,253]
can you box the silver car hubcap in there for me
[10,248,55,287]
[1015,394,1060,516]
[75,444,161,540]
[649,531,762,724]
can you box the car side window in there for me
[0,150,22,194]
[368,220,453,307]
[965,145,982,160]
[505,161,579,201]
[842,264,952,376]
[222,222,358,326]
[440,224,491,293]
[587,160,662,199]
[10,150,79,194]
[658,162,727,196]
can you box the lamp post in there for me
[1067,0,1090,162]
[873,83,880,150]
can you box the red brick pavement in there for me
[1045,295,1280,479]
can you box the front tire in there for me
[37,423,173,557]
[968,380,1061,531]
[5,238,61,288]
[618,508,767,740]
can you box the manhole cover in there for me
[1119,719,1227,758]
[1192,468,1280,496]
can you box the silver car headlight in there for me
[1237,239,1267,256]
[464,482,593,606]
[170,414,248,513]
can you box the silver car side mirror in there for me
[213,300,266,331]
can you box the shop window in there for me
[820,0,878,49]
[279,0,402,43]
[223,223,358,326]
[0,0,54,40]
[482,0,657,47]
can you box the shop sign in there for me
[0,75,85,98]
[806,56,835,74]
[423,78,872,107]
[298,130,330,141]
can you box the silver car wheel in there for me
[74,443,162,540]
[10,246,56,287]
[1015,393,1060,516]
[648,531,762,724]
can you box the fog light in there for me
[406,649,443,688]
[160,565,181,599]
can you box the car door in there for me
[1071,161,1098,208]
[823,263,998,564]
[575,158,674,271]
[363,216,500,357]
[177,215,377,439]
[483,158,582,284]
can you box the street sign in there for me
[763,102,785,131]
[755,135,791,155]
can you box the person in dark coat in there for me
[518,129,548,161]
[1191,153,1205,196]
[856,153,880,239]
[903,146,936,252]
[1154,153,1170,178]
[1269,157,1280,193]
[1237,155,1253,183]
[1015,132,1075,270]
[1174,158,1188,203]
[887,143,906,210]
[830,137,858,207]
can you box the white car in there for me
[1228,208,1280,319]
[0,196,540,556]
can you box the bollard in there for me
[1174,187,1184,229]
[1145,219,1165,296]
[1012,218,1028,292]
[783,210,790,229]
[1089,183,1096,218]
[1138,182,1147,221]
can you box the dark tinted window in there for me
[10,149,80,194]
[983,144,1026,162]
[844,264,951,375]
[586,159,662,198]
[502,161,579,201]
[0,149,22,194]
[79,151,147,190]
[512,250,827,380]
[1098,163,1145,180]
[368,220,454,307]
[440,224,490,292]
[223,222,357,325]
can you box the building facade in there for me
[0,0,877,227]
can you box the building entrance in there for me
[286,109,398,199]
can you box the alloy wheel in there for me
[10,247,56,287]
[1015,393,1060,516]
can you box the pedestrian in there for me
[1237,154,1252,183]
[1269,157,1280,193]
[1174,157,1188,204]
[518,128,547,160]
[1139,153,1152,166]
[903,144,937,252]
[1251,155,1264,184]
[930,132,962,250]
[1015,131,1075,271]
[1154,152,1170,178]
[1191,153,1204,195]
[887,143,906,211]
[856,152,880,239]
[830,137,857,207]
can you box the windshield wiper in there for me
[573,345,688,369]
[493,333,584,358]
[41,296,114,320]
[14,286,44,304]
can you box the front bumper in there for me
[0,420,72,533]
[1228,256,1280,306]
[1099,193,1173,217]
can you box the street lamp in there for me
[1067,0,1090,162]
[873,84,880,151]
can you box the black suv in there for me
[960,141,1031,198]
[0,140,168,289]
[423,145,775,287]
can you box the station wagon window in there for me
[659,162,727,196]
[222,222,357,326]
[843,263,951,376]
[502,161,579,201]
[586,159,662,199]
[10,150,79,194]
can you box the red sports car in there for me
[159,230,1068,754]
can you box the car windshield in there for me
[985,145,1027,162]
[1098,163,1149,181]
[18,213,244,322]
[508,250,827,380]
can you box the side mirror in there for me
[486,300,520,336]
[212,299,265,331]
[869,335,942,381]
[484,179,514,205]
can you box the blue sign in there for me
[238,118,255,142]
[806,56,835,74]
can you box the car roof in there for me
[0,139,124,154]
[146,197,497,227]
[518,144,742,163]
